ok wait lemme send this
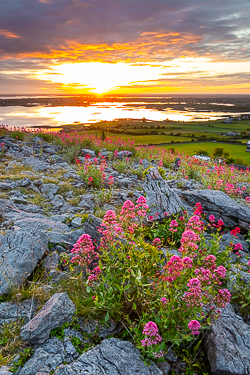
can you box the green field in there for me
[161,142,250,164]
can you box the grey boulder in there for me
[54,338,162,375]
[143,167,183,219]
[21,293,76,345]
[22,156,50,172]
[204,304,250,375]
[0,230,48,295]
[0,299,38,325]
[41,183,59,196]
[18,337,66,375]
[180,189,250,230]
[82,148,96,158]
[0,367,12,375]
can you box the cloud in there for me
[38,0,54,4]
[0,0,250,94]
[0,0,250,62]
[0,29,21,39]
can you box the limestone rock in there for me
[0,367,12,375]
[0,230,48,295]
[82,148,96,158]
[22,156,50,172]
[18,337,65,375]
[143,167,183,219]
[204,304,250,375]
[54,338,162,375]
[0,299,38,325]
[21,293,76,345]
[180,189,250,230]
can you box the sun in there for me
[38,61,165,94]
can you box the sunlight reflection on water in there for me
[0,102,248,127]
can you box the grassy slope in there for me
[162,142,250,164]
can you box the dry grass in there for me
[0,320,25,366]
[68,196,81,206]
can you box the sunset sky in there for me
[0,0,250,95]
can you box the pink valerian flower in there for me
[119,200,139,233]
[188,320,201,335]
[158,159,163,167]
[88,176,93,184]
[179,229,200,256]
[169,220,178,232]
[108,175,114,185]
[194,202,203,215]
[141,321,162,347]
[186,215,204,232]
[231,227,240,236]
[209,215,215,223]
[214,265,227,279]
[246,196,250,202]
[99,210,124,245]
[204,254,217,269]
[153,350,164,358]
[183,278,202,308]
[181,230,200,244]
[182,256,193,268]
[152,238,161,247]
[213,289,231,308]
[234,243,243,251]
[217,219,224,229]
[71,234,98,271]
[148,215,154,221]
[120,200,135,220]
[88,266,101,284]
[135,196,149,217]
[163,255,184,282]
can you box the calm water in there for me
[0,101,249,128]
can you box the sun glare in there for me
[36,59,250,94]
[40,62,165,94]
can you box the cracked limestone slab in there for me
[204,304,250,375]
[143,167,183,219]
[21,293,76,345]
[180,189,250,230]
[0,230,48,295]
[54,338,162,375]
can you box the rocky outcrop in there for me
[204,304,250,375]
[180,189,250,230]
[21,293,76,345]
[143,167,183,219]
[0,230,48,295]
[54,338,163,375]
[0,299,38,325]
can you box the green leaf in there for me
[105,311,110,322]
[193,339,202,355]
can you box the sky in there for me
[0,0,250,95]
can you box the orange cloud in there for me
[38,0,54,4]
[0,29,21,39]
[4,30,202,62]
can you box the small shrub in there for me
[9,131,25,141]
[77,155,110,189]
[68,199,230,361]
[36,132,54,142]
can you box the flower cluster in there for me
[188,320,201,335]
[141,321,162,353]
[71,234,100,284]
